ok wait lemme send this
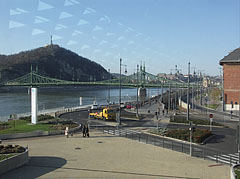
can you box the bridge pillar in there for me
[31,87,38,124]
[138,87,146,102]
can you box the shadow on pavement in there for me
[1,156,67,179]
[207,134,225,144]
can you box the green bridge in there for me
[0,68,196,88]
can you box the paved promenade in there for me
[1,131,229,179]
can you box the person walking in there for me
[82,125,86,137]
[86,125,90,137]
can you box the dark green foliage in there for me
[165,128,212,143]
[38,114,54,121]
[0,45,111,82]
[0,122,10,130]
[19,116,31,122]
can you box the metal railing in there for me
[89,125,236,166]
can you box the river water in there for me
[0,86,166,118]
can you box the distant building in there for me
[219,47,240,111]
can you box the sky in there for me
[0,0,239,76]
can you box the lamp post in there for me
[238,93,240,163]
[187,62,190,121]
[108,69,111,106]
[221,67,224,112]
[119,58,127,125]
[136,64,139,118]
[168,83,171,112]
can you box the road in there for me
[60,101,240,165]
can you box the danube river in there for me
[0,86,166,118]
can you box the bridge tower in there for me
[138,62,146,102]
[143,62,146,84]
[30,65,38,124]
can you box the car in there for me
[91,104,99,110]
[126,104,132,109]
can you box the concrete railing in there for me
[231,164,239,179]
[0,148,29,175]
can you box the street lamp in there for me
[187,62,190,121]
[108,69,111,106]
[220,67,224,112]
[119,58,127,125]
[136,64,139,118]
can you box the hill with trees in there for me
[0,44,111,83]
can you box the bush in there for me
[38,114,54,122]
[0,145,26,154]
[165,128,212,143]
[19,116,31,122]
[0,122,10,130]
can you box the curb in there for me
[0,148,29,175]
[142,131,201,147]
[201,134,216,145]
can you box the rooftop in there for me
[220,47,240,65]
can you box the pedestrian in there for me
[65,127,69,138]
[86,125,90,137]
[162,109,165,116]
[82,125,86,137]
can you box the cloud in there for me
[93,49,101,53]
[106,32,115,36]
[32,28,45,35]
[55,24,67,30]
[78,19,89,25]
[9,20,25,28]
[117,36,125,41]
[99,15,111,23]
[92,25,103,32]
[34,16,49,24]
[128,41,135,45]
[67,40,77,45]
[72,30,83,36]
[37,0,54,11]
[59,12,73,19]
[105,52,111,56]
[83,8,96,15]
[52,34,63,40]
[136,33,143,37]
[111,44,118,48]
[10,8,28,15]
[125,27,134,33]
[64,0,79,6]
[98,40,108,45]
[81,44,90,50]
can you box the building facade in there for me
[220,48,240,111]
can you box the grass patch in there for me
[0,115,78,135]
[0,154,16,161]
[170,116,224,126]
[0,119,54,135]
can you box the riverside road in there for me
[60,100,240,165]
